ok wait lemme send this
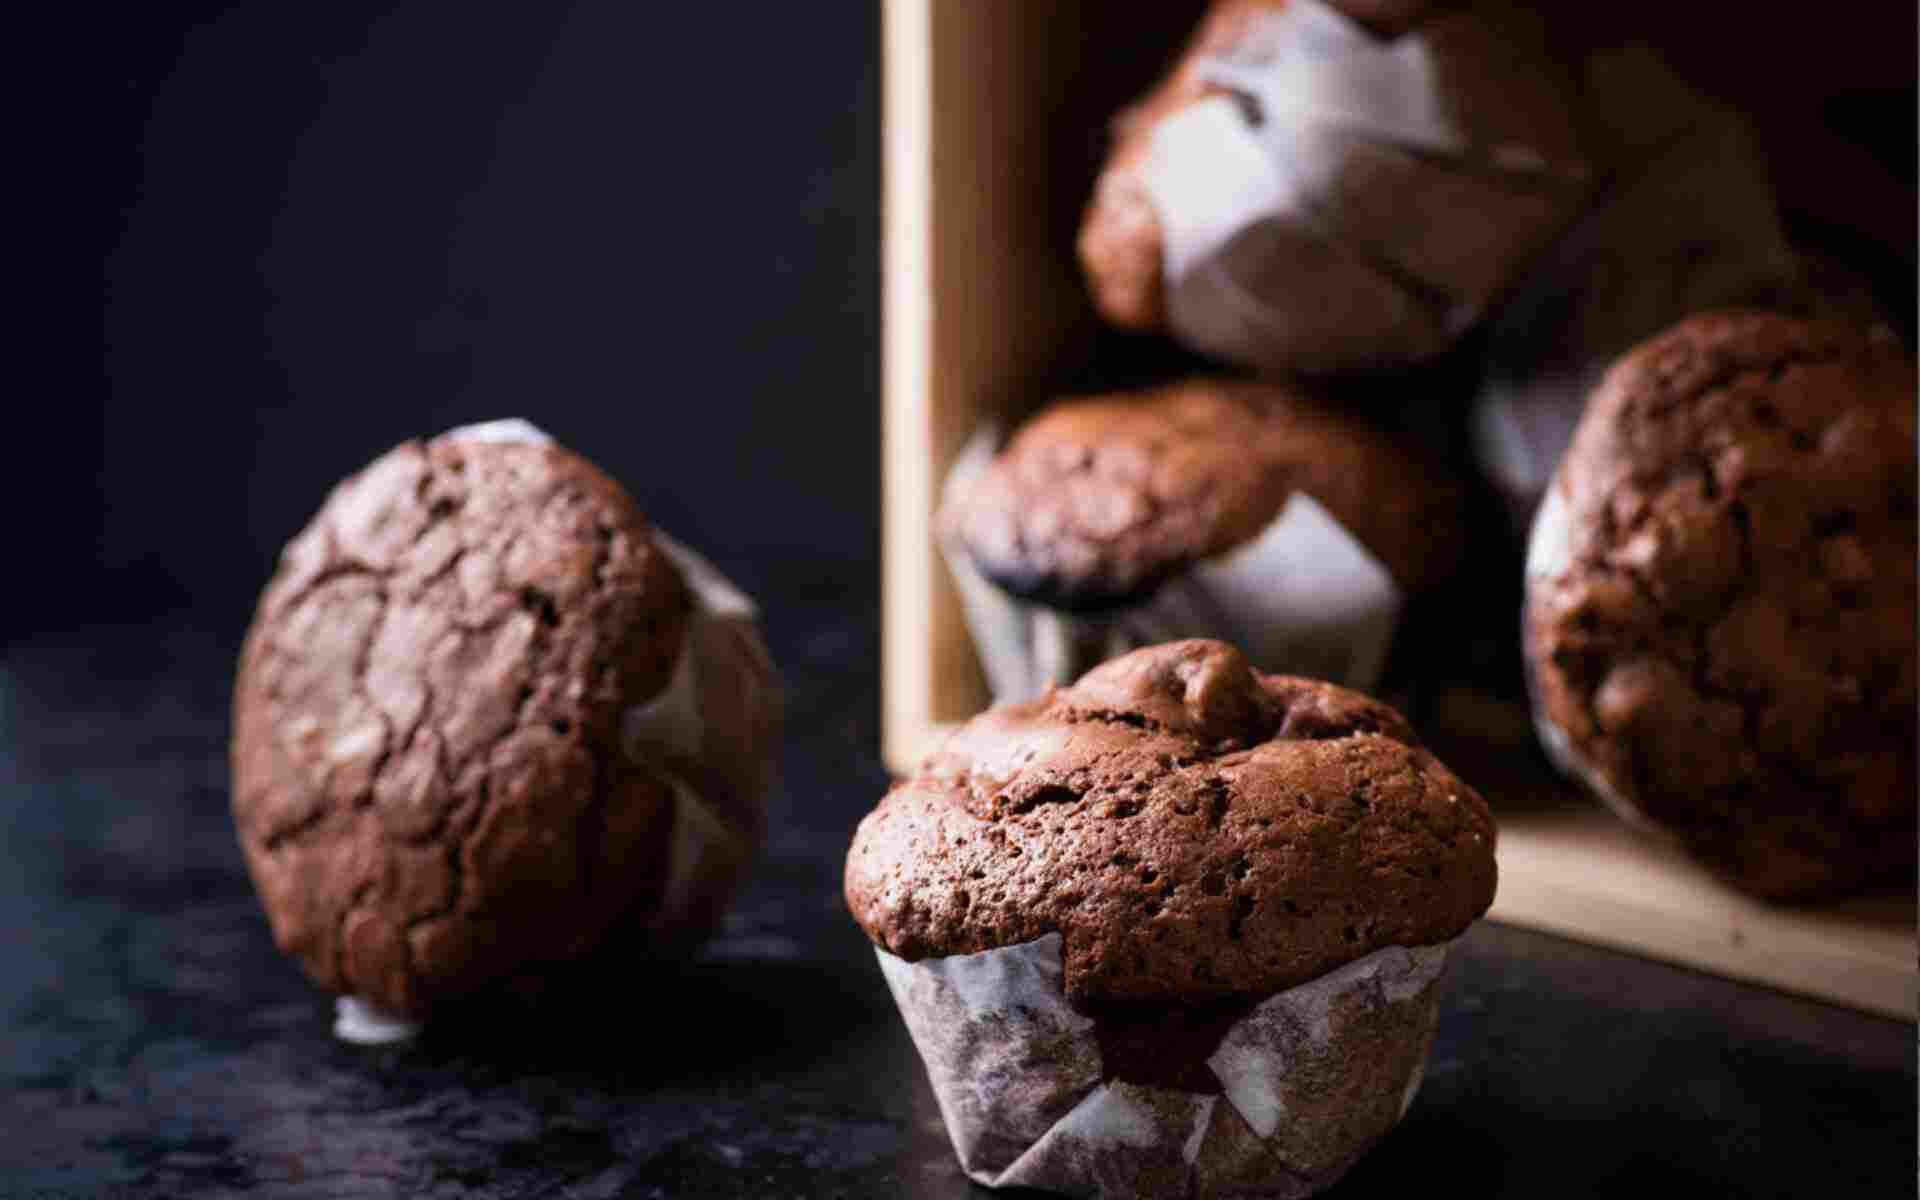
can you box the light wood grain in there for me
[1488,806,1916,1020]
[882,0,1206,769]
[880,0,941,773]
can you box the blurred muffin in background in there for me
[231,421,779,1039]
[1524,313,1916,901]
[1077,0,1587,376]
[939,378,1466,702]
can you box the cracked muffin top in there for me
[231,429,706,1019]
[844,640,1497,1005]
[940,379,1466,611]
[1525,310,1917,901]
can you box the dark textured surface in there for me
[4,597,1915,1199]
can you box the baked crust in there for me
[231,433,697,1017]
[941,379,1465,610]
[845,640,1496,1004]
[1525,310,1917,900]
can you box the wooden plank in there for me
[881,0,1207,770]
[1491,806,1916,1020]
[885,0,1078,769]
[880,0,937,773]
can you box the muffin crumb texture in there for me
[231,434,697,1019]
[1527,311,1916,900]
[845,640,1496,1004]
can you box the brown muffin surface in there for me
[942,379,1465,610]
[231,432,700,1019]
[1526,311,1917,900]
[845,640,1496,1006]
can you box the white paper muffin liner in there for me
[943,428,1401,704]
[1519,484,1671,839]
[878,932,1454,1198]
[333,995,425,1046]
[333,419,765,1044]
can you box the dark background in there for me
[26,1,1918,646]
[25,0,879,643]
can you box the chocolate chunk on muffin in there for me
[942,379,1465,611]
[1525,311,1917,901]
[846,640,1495,1196]
[231,422,777,1027]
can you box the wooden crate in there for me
[880,0,1916,1019]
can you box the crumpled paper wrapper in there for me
[878,932,1452,1198]
[942,429,1401,704]
[620,530,774,952]
[334,419,777,1044]
[1469,48,1801,533]
[1517,485,1659,837]
[1136,0,1587,375]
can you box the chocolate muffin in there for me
[846,640,1496,1196]
[1078,0,1447,331]
[231,421,778,1030]
[1525,312,1917,901]
[1078,0,1290,333]
[1077,0,1585,375]
[943,379,1465,611]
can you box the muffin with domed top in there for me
[846,639,1495,1198]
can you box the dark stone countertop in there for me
[2,591,1913,1199]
